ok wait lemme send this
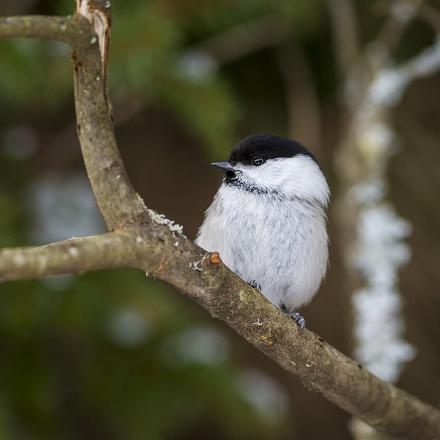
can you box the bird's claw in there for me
[248,280,262,291]
[289,311,306,329]
[280,304,306,329]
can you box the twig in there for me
[0,231,137,280]
[0,15,92,46]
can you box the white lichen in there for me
[189,260,202,271]
[147,208,185,236]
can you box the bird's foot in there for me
[281,304,306,329]
[248,280,262,291]
[289,311,306,329]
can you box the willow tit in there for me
[196,134,329,328]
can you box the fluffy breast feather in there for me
[196,184,328,311]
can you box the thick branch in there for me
[0,224,440,438]
[137,228,440,440]
[0,15,92,46]
[72,3,148,231]
[0,231,138,281]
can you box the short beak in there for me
[211,161,236,172]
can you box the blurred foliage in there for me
[0,39,71,109]
[0,269,285,439]
[0,0,325,156]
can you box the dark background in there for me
[0,0,439,438]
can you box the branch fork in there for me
[76,0,111,75]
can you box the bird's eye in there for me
[252,157,264,166]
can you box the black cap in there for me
[229,134,317,165]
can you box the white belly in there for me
[196,185,328,311]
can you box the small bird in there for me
[195,134,330,328]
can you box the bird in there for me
[195,134,330,328]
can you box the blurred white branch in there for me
[367,37,440,108]
[343,11,440,386]
[336,2,440,436]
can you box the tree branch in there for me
[1,5,440,439]
[72,1,149,231]
[0,15,92,46]
[0,231,138,281]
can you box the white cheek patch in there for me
[235,156,330,206]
